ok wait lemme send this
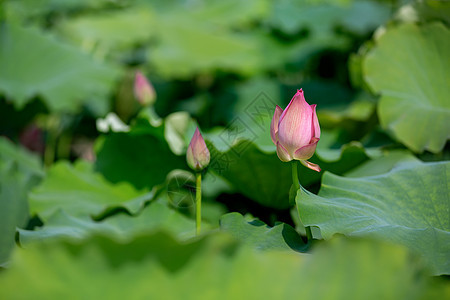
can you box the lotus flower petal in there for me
[276,142,292,162]
[300,160,321,172]
[186,127,210,171]
[311,104,320,138]
[134,71,156,106]
[293,137,319,161]
[278,89,313,156]
[269,89,321,171]
[270,105,283,144]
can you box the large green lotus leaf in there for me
[411,0,450,26]
[207,140,293,209]
[29,161,152,222]
[204,84,278,154]
[0,138,44,265]
[19,201,198,245]
[269,0,390,36]
[57,0,267,52]
[5,0,111,20]
[233,77,280,115]
[318,98,375,124]
[290,206,323,239]
[147,0,268,28]
[297,130,380,186]
[313,129,380,161]
[344,150,420,177]
[296,161,450,275]
[0,23,121,115]
[0,232,446,299]
[95,128,187,190]
[0,137,44,179]
[0,166,30,266]
[295,237,449,300]
[150,25,289,78]
[363,23,450,153]
[220,212,307,252]
[339,1,391,34]
[145,0,283,78]
[299,142,375,187]
[57,8,155,52]
[317,92,377,134]
[48,0,273,77]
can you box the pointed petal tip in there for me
[294,88,307,101]
[192,127,206,145]
[294,89,302,97]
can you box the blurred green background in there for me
[0,0,400,139]
[1,0,448,160]
[0,0,449,298]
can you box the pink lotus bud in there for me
[270,89,321,172]
[134,71,156,106]
[186,127,210,172]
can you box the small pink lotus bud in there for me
[270,89,321,172]
[186,127,210,172]
[134,71,156,106]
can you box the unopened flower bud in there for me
[134,71,156,106]
[270,89,321,172]
[186,127,210,172]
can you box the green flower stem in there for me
[291,161,313,243]
[44,133,56,167]
[291,161,300,190]
[44,115,61,167]
[195,172,202,235]
[57,133,72,160]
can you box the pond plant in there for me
[0,0,449,299]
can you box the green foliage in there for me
[1,0,449,296]
[0,137,44,179]
[19,201,197,244]
[364,23,450,153]
[269,0,390,36]
[57,8,155,52]
[144,0,280,78]
[0,233,447,299]
[0,138,44,265]
[297,161,450,275]
[344,150,420,177]
[220,212,307,251]
[299,130,378,186]
[208,140,293,209]
[0,23,121,115]
[95,127,187,190]
[29,161,152,222]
